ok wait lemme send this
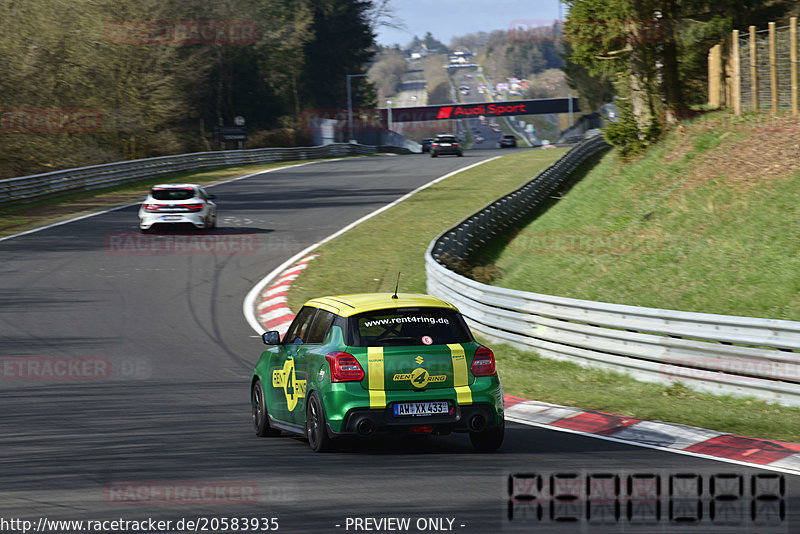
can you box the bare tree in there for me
[366,0,406,32]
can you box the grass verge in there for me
[480,111,800,321]
[495,342,800,443]
[286,148,567,310]
[0,159,339,238]
[287,138,800,443]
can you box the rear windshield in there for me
[435,136,456,142]
[347,307,472,347]
[151,188,195,201]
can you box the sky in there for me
[375,0,563,47]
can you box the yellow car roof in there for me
[304,293,458,317]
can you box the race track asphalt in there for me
[1,151,796,534]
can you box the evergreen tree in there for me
[563,0,794,154]
[300,0,376,110]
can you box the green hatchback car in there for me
[251,293,504,452]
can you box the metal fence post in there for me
[769,22,778,114]
[733,30,741,115]
[791,17,798,115]
[749,26,758,112]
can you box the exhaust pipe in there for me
[469,414,486,432]
[356,418,374,436]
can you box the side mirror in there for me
[262,331,281,345]
[208,194,216,200]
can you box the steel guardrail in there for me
[0,143,398,204]
[426,132,800,407]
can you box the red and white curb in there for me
[255,254,319,335]
[239,165,799,475]
[249,255,800,474]
[243,156,502,336]
[249,255,800,475]
[505,395,800,475]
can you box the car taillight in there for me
[471,346,496,376]
[181,203,204,211]
[143,203,161,212]
[432,143,439,147]
[326,352,365,382]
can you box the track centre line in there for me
[0,159,343,243]
[242,156,502,334]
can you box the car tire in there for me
[431,152,437,158]
[306,392,336,452]
[457,151,463,157]
[252,379,281,437]
[469,418,504,452]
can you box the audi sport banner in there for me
[380,97,579,123]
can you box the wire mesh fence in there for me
[732,22,798,113]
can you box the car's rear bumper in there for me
[139,211,209,230]
[320,376,504,434]
[330,402,500,437]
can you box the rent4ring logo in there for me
[508,472,786,530]
[392,368,447,388]
[272,359,307,412]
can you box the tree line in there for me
[451,26,564,82]
[0,0,377,178]
[563,0,800,155]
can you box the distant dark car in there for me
[430,135,463,157]
[421,138,433,153]
[499,135,517,148]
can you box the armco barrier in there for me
[0,143,401,204]
[426,132,800,407]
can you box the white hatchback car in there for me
[138,184,217,232]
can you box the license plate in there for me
[393,401,448,416]
[440,143,451,146]
[162,215,182,221]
